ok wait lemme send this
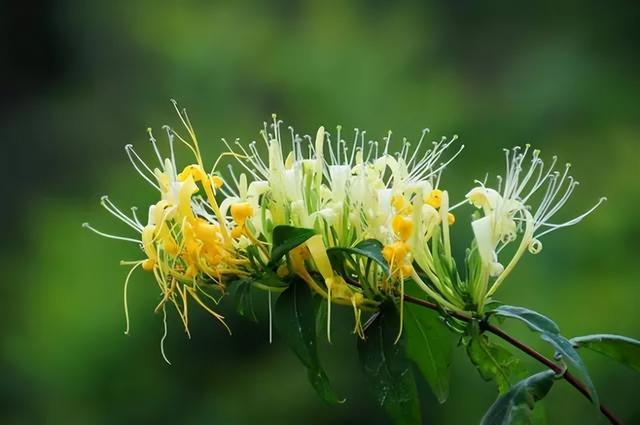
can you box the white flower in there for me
[467,145,606,301]
[222,116,463,247]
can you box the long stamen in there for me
[121,260,144,335]
[160,305,171,365]
[407,128,429,167]
[161,125,177,173]
[83,223,141,243]
[383,131,391,157]
[535,197,606,238]
[125,145,160,190]
[101,196,143,231]
[537,177,576,225]
[147,128,164,167]
[410,140,464,182]
[222,139,261,180]
[130,207,143,227]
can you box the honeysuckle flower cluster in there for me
[85,104,604,350]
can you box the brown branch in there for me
[401,293,623,425]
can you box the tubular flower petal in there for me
[466,145,605,309]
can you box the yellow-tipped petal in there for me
[305,235,333,280]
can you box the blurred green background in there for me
[2,1,639,424]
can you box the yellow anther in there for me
[230,202,253,224]
[142,259,155,271]
[352,292,364,306]
[211,175,224,188]
[447,212,456,225]
[426,189,443,208]
[392,215,414,241]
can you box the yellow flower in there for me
[88,107,605,350]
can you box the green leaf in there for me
[491,305,598,406]
[358,301,421,425]
[467,329,521,394]
[541,333,599,407]
[480,370,556,425]
[404,286,453,403]
[274,279,342,404]
[326,239,390,275]
[571,334,640,373]
[254,269,289,288]
[230,279,257,322]
[492,306,560,335]
[269,225,316,266]
[465,244,482,288]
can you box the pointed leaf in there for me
[543,333,598,407]
[467,331,521,394]
[269,225,316,266]
[571,334,640,373]
[358,301,421,425]
[491,305,598,406]
[492,306,560,335]
[404,287,453,403]
[231,279,258,322]
[326,239,390,275]
[254,269,289,288]
[275,279,342,404]
[480,370,556,425]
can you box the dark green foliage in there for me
[274,279,342,404]
[230,279,258,322]
[466,326,521,394]
[269,225,316,265]
[571,334,640,373]
[492,306,560,335]
[228,270,288,321]
[404,286,453,403]
[358,301,421,425]
[492,305,598,406]
[480,370,556,425]
[326,238,389,298]
[327,239,390,276]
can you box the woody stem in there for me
[401,293,622,425]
